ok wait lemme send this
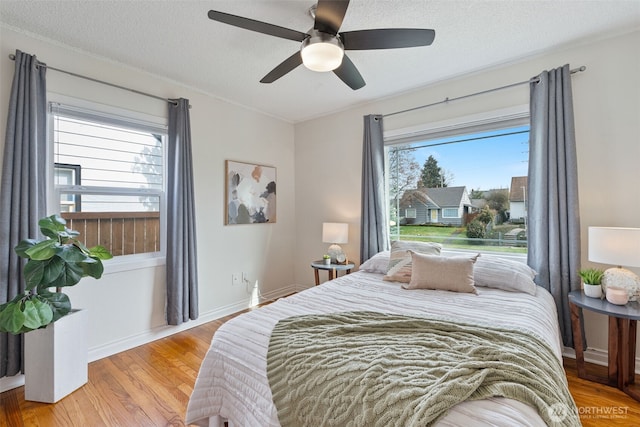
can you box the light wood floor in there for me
[2,311,639,426]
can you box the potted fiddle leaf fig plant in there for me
[0,214,112,403]
[0,214,112,334]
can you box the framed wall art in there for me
[225,160,276,225]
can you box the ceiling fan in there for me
[207,0,435,90]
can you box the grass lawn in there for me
[390,225,527,254]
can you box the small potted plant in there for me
[579,268,604,298]
[323,254,331,265]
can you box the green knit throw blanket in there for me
[266,311,580,427]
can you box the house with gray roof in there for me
[399,186,472,226]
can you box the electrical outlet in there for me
[232,273,241,286]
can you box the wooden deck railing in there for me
[61,212,160,256]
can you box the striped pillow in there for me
[383,240,442,283]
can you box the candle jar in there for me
[606,286,629,305]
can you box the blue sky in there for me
[408,125,530,191]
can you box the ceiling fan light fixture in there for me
[301,31,344,72]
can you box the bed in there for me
[186,250,579,427]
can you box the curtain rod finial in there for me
[9,53,16,60]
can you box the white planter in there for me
[24,309,88,403]
[583,283,602,298]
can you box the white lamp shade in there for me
[322,222,348,244]
[588,227,640,267]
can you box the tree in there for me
[132,134,163,211]
[466,219,486,240]
[476,205,494,225]
[469,189,484,199]
[485,189,510,224]
[388,146,420,202]
[388,147,420,228]
[420,155,452,188]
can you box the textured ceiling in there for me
[1,1,639,123]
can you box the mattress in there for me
[186,270,565,426]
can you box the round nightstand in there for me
[310,261,355,285]
[568,290,640,401]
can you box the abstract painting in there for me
[225,160,276,225]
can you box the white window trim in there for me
[384,105,529,147]
[48,93,167,129]
[47,94,168,273]
[405,208,417,218]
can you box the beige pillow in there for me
[403,251,479,294]
[383,240,442,283]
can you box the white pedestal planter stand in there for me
[24,309,88,403]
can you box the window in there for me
[50,102,166,258]
[442,208,458,218]
[386,107,529,255]
[54,163,81,212]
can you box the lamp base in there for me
[327,244,345,264]
[602,267,640,302]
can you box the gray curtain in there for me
[360,114,389,263]
[0,50,47,378]
[166,98,199,325]
[527,64,581,348]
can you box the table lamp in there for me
[588,226,640,301]
[323,222,348,263]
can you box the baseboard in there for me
[255,284,299,304]
[562,346,640,375]
[0,375,25,394]
[1,285,299,394]
[295,283,314,292]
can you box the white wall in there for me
[294,31,640,363]
[0,27,296,376]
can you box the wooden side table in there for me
[568,290,640,401]
[310,261,355,286]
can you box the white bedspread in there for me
[186,271,565,427]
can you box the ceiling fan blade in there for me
[314,0,350,35]
[208,10,307,42]
[260,51,303,84]
[341,28,435,50]
[333,54,365,90]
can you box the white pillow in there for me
[359,251,390,274]
[403,251,479,294]
[472,255,537,295]
[383,241,442,283]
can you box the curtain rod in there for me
[383,65,586,118]
[8,53,183,107]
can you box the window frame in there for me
[384,105,530,258]
[47,95,168,272]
